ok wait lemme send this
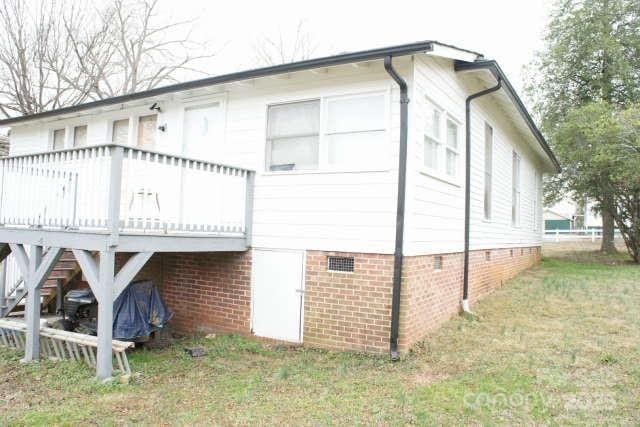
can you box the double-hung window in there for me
[266,92,387,172]
[325,93,386,169]
[512,151,521,226]
[73,125,88,147]
[423,100,460,180]
[445,119,459,176]
[52,128,66,150]
[424,106,442,170]
[484,123,493,220]
[533,170,539,231]
[267,100,320,171]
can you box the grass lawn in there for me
[1,243,640,425]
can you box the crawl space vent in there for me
[327,256,354,272]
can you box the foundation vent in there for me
[327,256,354,272]
[433,256,443,270]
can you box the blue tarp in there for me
[112,280,173,340]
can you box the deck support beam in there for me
[96,250,115,380]
[73,249,153,379]
[113,252,154,299]
[8,244,63,362]
[24,245,42,362]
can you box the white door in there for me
[251,249,305,343]
[182,102,224,161]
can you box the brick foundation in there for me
[108,246,539,354]
[115,251,252,336]
[303,251,394,353]
[398,246,541,352]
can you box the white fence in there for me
[543,228,621,242]
[0,145,254,235]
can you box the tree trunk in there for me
[601,205,617,253]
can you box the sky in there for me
[159,0,554,97]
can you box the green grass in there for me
[2,244,640,425]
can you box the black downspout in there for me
[384,56,409,360]
[462,79,502,310]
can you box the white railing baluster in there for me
[0,144,252,238]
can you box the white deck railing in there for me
[0,145,254,236]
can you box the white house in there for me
[0,40,559,379]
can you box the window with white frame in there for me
[52,128,66,150]
[423,99,460,179]
[512,151,521,226]
[112,119,130,145]
[424,105,442,169]
[73,125,88,147]
[484,123,493,220]
[267,100,320,171]
[533,170,539,230]
[445,120,459,176]
[266,92,387,172]
[325,93,386,169]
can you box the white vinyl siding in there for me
[406,54,544,255]
[484,123,493,220]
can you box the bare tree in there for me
[0,0,215,118]
[253,20,317,66]
[0,1,99,116]
[98,0,213,97]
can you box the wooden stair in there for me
[1,250,84,317]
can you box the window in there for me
[485,251,491,261]
[267,100,320,171]
[484,124,493,220]
[445,120,459,176]
[325,93,386,169]
[52,128,66,150]
[327,256,354,272]
[266,93,387,172]
[423,100,460,180]
[137,115,157,149]
[424,106,442,169]
[512,151,521,226]
[112,119,129,145]
[533,170,539,231]
[73,125,87,147]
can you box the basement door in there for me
[251,249,305,343]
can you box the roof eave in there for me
[454,59,561,173]
[0,41,440,127]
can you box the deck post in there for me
[244,171,255,247]
[96,250,115,380]
[107,146,124,248]
[0,257,6,310]
[0,244,9,310]
[24,245,43,362]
